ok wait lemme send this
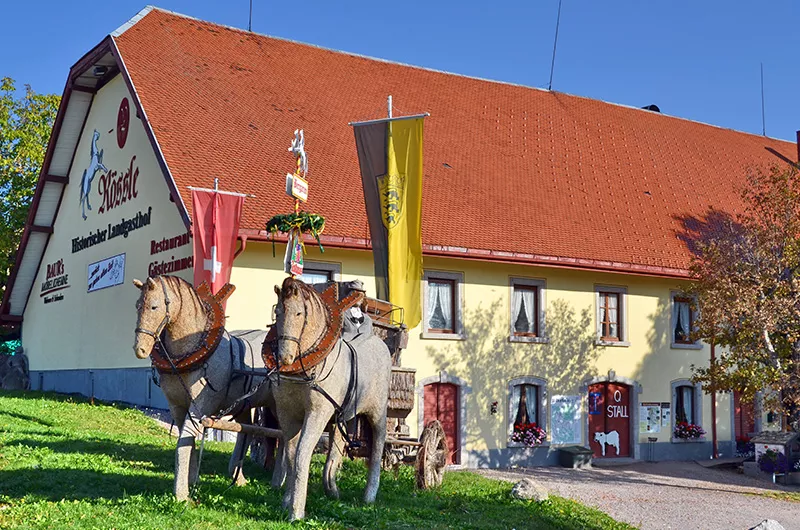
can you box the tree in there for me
[0,77,60,298]
[687,163,800,431]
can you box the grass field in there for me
[0,390,633,529]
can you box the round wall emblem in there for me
[117,98,130,149]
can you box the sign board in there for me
[660,402,671,428]
[640,402,661,433]
[290,174,309,202]
[88,253,126,293]
[550,395,582,445]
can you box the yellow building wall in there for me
[225,243,734,452]
[22,75,191,371]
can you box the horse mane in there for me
[281,276,322,303]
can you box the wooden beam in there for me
[201,417,282,439]
[71,84,96,94]
[0,314,22,323]
[29,225,53,234]
[45,174,68,184]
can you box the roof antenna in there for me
[760,62,766,136]
[548,0,563,91]
[248,0,253,32]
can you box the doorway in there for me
[423,382,460,464]
[588,382,631,458]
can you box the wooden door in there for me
[733,390,756,439]
[424,383,459,464]
[588,382,631,458]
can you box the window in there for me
[509,278,546,342]
[507,376,548,447]
[512,384,539,425]
[671,293,700,348]
[299,261,341,285]
[595,286,627,345]
[598,292,620,341]
[423,271,463,339]
[427,279,455,333]
[671,379,703,442]
[675,385,695,424]
[300,269,331,285]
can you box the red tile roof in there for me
[114,8,798,277]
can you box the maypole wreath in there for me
[266,129,325,276]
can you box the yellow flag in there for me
[381,118,423,328]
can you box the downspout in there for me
[710,338,719,459]
[234,235,248,260]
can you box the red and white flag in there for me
[191,189,244,296]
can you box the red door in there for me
[588,382,631,458]
[733,390,756,440]
[424,383,459,464]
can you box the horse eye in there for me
[151,305,158,311]
[296,311,302,316]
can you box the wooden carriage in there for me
[205,291,448,489]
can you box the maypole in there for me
[265,130,325,277]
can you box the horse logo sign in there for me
[79,130,108,220]
[378,172,405,229]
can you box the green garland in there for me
[266,211,326,256]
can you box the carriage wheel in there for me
[415,420,448,489]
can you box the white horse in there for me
[79,130,108,220]
[270,277,391,521]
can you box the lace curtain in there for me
[512,287,536,334]
[672,298,691,342]
[427,281,453,331]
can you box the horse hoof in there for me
[324,488,340,500]
[234,475,248,487]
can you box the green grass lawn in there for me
[0,390,633,529]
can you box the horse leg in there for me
[271,438,287,489]
[278,419,302,509]
[323,425,345,499]
[289,411,331,521]
[363,409,387,504]
[228,410,251,486]
[175,412,201,500]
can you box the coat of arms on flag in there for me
[378,172,406,229]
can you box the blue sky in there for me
[2,1,799,142]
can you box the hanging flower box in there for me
[673,421,705,440]
[510,422,547,447]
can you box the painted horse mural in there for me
[131,275,284,500]
[267,277,392,521]
[79,130,107,220]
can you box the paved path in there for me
[476,462,800,530]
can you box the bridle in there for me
[275,288,327,367]
[135,277,172,346]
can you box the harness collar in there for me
[262,282,365,375]
[145,280,236,373]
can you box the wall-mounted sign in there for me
[71,207,153,254]
[660,402,671,427]
[588,391,602,415]
[40,258,70,304]
[640,402,662,434]
[550,395,582,445]
[88,253,126,293]
[117,98,130,149]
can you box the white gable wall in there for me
[23,75,191,372]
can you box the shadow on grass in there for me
[0,410,55,427]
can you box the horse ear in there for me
[146,277,156,291]
[274,285,281,296]
[132,279,144,290]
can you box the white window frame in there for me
[422,270,464,340]
[595,285,629,346]
[671,379,704,443]
[509,277,547,343]
[301,261,341,284]
[670,291,702,350]
[507,376,549,448]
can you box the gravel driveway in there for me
[476,461,799,530]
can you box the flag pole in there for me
[388,95,392,119]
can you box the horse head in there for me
[274,277,325,367]
[132,276,172,359]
